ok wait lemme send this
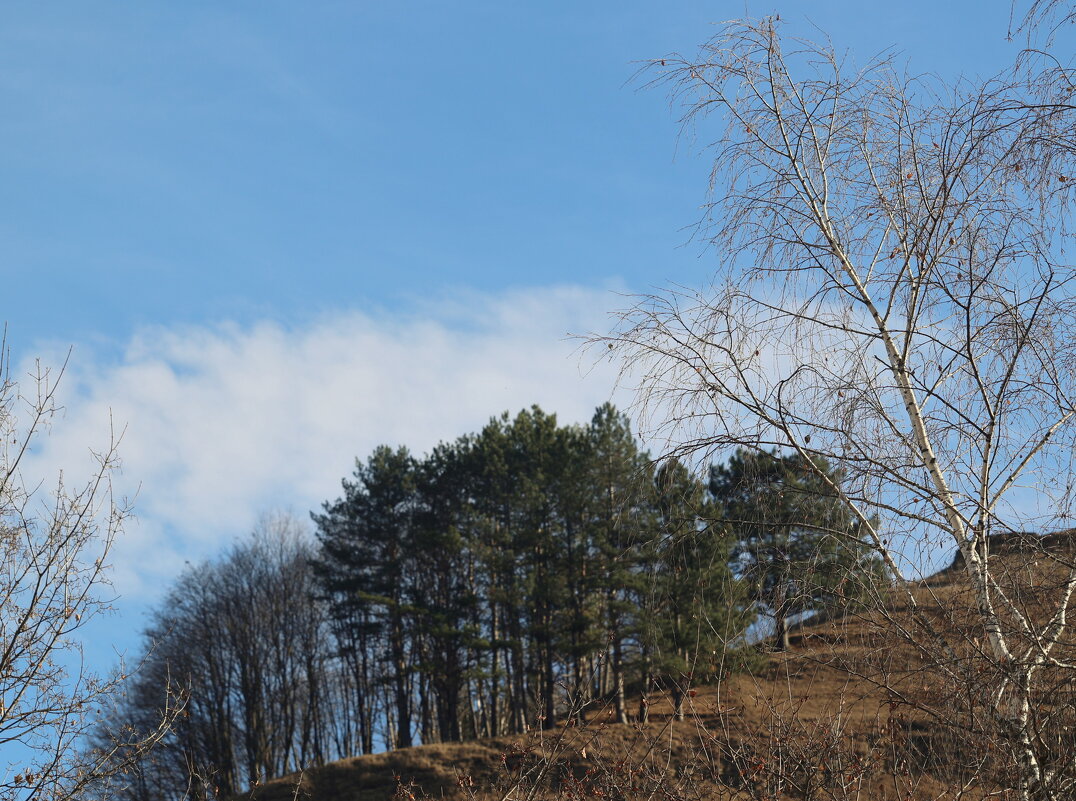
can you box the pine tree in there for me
[410,440,482,743]
[582,403,652,724]
[312,445,419,748]
[508,406,570,730]
[709,449,884,650]
[645,459,752,720]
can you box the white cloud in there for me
[15,285,630,600]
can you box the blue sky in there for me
[0,2,1027,677]
[5,1,1016,348]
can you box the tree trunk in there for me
[543,653,556,730]
[613,638,627,724]
[510,641,527,733]
[418,670,433,744]
[391,613,413,748]
[772,581,791,651]
[489,609,500,738]
[672,686,685,721]
[774,612,790,651]
[637,665,651,723]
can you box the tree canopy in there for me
[710,449,884,649]
[91,405,888,799]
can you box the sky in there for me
[0,2,1029,676]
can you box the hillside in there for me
[240,638,946,801]
[242,542,1076,801]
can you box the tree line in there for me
[91,403,880,800]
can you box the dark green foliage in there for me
[96,406,767,800]
[709,448,885,649]
[308,405,763,745]
[312,445,420,749]
[580,403,656,723]
[410,441,483,744]
[642,459,754,719]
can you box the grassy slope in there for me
[243,552,1070,801]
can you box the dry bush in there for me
[0,345,176,801]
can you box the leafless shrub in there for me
[0,342,176,801]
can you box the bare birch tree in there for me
[597,17,1076,800]
[0,345,174,801]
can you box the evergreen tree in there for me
[645,459,752,720]
[467,407,569,732]
[95,405,790,795]
[709,448,884,650]
[508,406,570,730]
[410,440,482,743]
[466,414,522,735]
[582,403,653,724]
[548,422,601,720]
[312,445,419,748]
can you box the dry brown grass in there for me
[240,550,1076,801]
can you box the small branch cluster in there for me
[0,343,176,801]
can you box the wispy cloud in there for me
[17,285,629,599]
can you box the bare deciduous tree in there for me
[93,511,358,801]
[0,345,174,801]
[597,16,1076,800]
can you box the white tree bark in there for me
[599,16,1076,799]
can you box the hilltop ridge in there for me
[241,561,1006,801]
